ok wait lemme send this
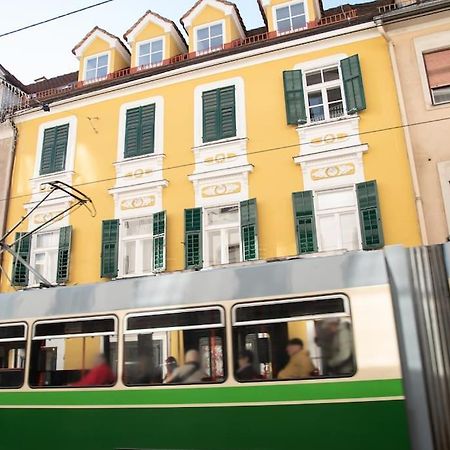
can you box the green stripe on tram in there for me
[0,379,403,407]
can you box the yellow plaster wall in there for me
[64,337,102,370]
[0,35,422,291]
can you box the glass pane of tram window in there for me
[123,308,226,386]
[29,318,117,388]
[0,325,27,388]
[233,299,355,382]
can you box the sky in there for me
[0,0,369,84]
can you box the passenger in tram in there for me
[278,338,316,380]
[236,350,259,381]
[315,319,354,376]
[165,350,204,384]
[163,356,178,383]
[72,354,115,387]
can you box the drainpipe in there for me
[377,22,428,245]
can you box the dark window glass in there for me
[127,309,222,331]
[0,341,26,388]
[0,325,26,340]
[235,297,346,324]
[34,318,115,338]
[233,297,355,383]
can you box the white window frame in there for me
[194,77,246,148]
[28,229,60,287]
[116,96,164,161]
[136,37,165,68]
[118,216,154,278]
[83,51,110,82]
[203,203,242,268]
[33,116,78,178]
[414,31,450,110]
[194,20,226,55]
[303,64,347,124]
[273,0,309,34]
[313,186,362,253]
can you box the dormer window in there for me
[275,2,306,33]
[196,22,224,53]
[85,53,109,81]
[138,39,164,68]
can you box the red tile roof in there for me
[25,71,78,95]
[0,64,27,91]
[71,26,130,56]
[123,9,187,47]
[180,0,247,32]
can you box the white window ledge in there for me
[192,137,248,152]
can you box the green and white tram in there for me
[0,250,411,450]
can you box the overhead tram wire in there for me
[0,0,116,38]
[10,2,450,119]
[0,114,449,207]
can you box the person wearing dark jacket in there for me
[236,350,258,381]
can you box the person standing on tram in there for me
[165,350,204,384]
[73,354,115,387]
[278,338,315,380]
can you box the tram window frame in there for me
[232,294,357,383]
[29,315,118,389]
[0,322,28,390]
[123,306,228,387]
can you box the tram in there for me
[0,250,410,450]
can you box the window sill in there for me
[114,153,165,165]
[115,273,157,280]
[297,114,357,129]
[30,170,75,183]
[193,137,248,152]
[299,248,363,258]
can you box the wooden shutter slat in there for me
[153,211,166,272]
[356,181,384,250]
[124,107,142,158]
[219,86,236,139]
[12,232,31,287]
[101,220,119,278]
[39,124,69,175]
[292,191,318,254]
[185,208,202,269]
[240,199,258,261]
[202,90,219,142]
[341,55,366,113]
[283,70,307,125]
[56,225,72,283]
[140,104,156,155]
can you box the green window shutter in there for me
[240,199,258,261]
[356,181,384,250]
[124,104,156,158]
[185,208,202,269]
[153,211,166,272]
[283,70,307,125]
[202,86,236,143]
[39,124,69,175]
[101,220,119,278]
[341,55,366,114]
[292,191,318,254]
[56,226,72,284]
[12,232,31,287]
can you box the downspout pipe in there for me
[377,22,429,245]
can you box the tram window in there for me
[29,316,118,388]
[0,323,27,389]
[123,307,226,386]
[232,296,356,382]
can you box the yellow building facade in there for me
[0,0,422,292]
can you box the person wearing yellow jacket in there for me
[278,338,315,380]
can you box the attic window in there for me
[85,53,109,81]
[196,23,224,54]
[275,2,307,33]
[138,39,164,68]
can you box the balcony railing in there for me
[4,9,358,116]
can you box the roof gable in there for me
[181,0,246,37]
[72,26,130,61]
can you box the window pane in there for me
[323,67,340,82]
[233,299,354,382]
[227,228,240,264]
[276,6,290,20]
[197,27,209,41]
[432,85,450,104]
[206,206,239,226]
[0,325,26,340]
[327,87,342,102]
[308,91,323,106]
[210,36,223,49]
[291,2,305,16]
[152,39,163,52]
[124,241,136,275]
[151,52,163,64]
[316,189,355,211]
[124,218,152,237]
[291,15,306,30]
[306,71,322,86]
[98,54,108,67]
[329,101,344,119]
[139,54,151,67]
[29,335,117,388]
[318,214,339,251]
[0,342,26,388]
[210,24,223,37]
[197,39,210,52]
[277,18,292,32]
[86,58,97,70]
[86,69,96,81]
[97,66,108,78]
[208,230,222,266]
[139,43,151,55]
[142,239,153,273]
[36,231,59,249]
[340,211,359,251]
[310,106,325,122]
[34,318,116,338]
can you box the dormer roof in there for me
[181,0,246,36]
[71,26,130,60]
